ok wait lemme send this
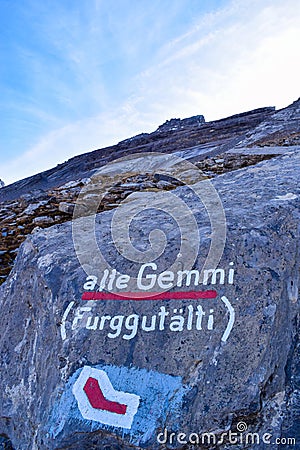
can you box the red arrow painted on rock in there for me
[82,290,217,301]
[73,366,140,428]
[83,377,127,415]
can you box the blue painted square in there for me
[49,363,190,446]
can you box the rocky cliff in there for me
[0,99,299,449]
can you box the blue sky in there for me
[0,0,299,185]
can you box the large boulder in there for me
[0,151,299,449]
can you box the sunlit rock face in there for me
[0,100,299,449]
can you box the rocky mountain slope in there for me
[0,98,299,449]
[0,103,296,286]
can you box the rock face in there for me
[0,106,276,203]
[0,100,299,449]
[0,104,285,287]
[156,115,205,132]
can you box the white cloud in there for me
[133,0,300,120]
[0,103,158,185]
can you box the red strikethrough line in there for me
[81,290,217,301]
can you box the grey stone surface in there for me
[228,145,299,155]
[0,150,299,449]
[58,202,75,215]
[32,216,55,225]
